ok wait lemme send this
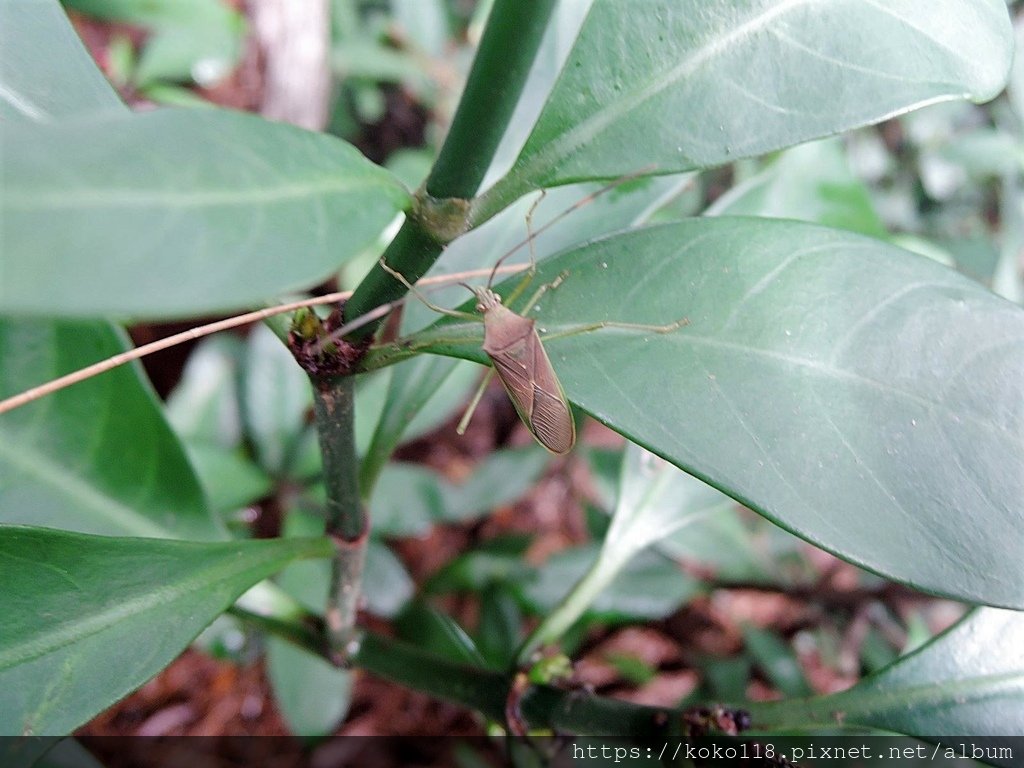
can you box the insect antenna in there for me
[485,166,657,291]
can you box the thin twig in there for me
[0,264,527,417]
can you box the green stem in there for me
[517,551,625,665]
[236,601,677,739]
[310,377,366,661]
[230,603,784,740]
[355,633,509,721]
[342,0,559,340]
[424,0,558,199]
[354,322,484,374]
[469,172,539,232]
[312,378,363,540]
[360,634,678,738]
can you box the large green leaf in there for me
[0,525,332,735]
[748,608,1024,737]
[480,0,1012,215]
[0,319,220,540]
[0,0,125,122]
[393,218,1024,607]
[0,108,410,318]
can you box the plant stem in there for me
[517,551,626,665]
[234,602,804,740]
[310,376,366,661]
[424,0,558,200]
[342,0,559,340]
[238,599,677,738]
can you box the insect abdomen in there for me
[483,305,575,454]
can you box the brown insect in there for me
[379,255,684,455]
[468,277,575,454]
[378,173,686,455]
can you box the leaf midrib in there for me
[514,0,971,185]
[3,176,387,211]
[0,435,170,538]
[0,540,321,670]
[540,328,1024,448]
[516,0,821,178]
[807,671,1024,727]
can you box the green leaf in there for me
[476,584,524,669]
[184,443,272,516]
[0,525,331,735]
[401,360,483,443]
[240,325,312,476]
[523,546,699,622]
[707,139,887,237]
[266,636,352,737]
[165,335,245,449]
[362,539,415,618]
[369,447,550,537]
[703,656,753,702]
[656,504,779,584]
[404,218,1024,607]
[938,128,1024,178]
[425,535,534,595]
[391,0,449,58]
[394,601,487,667]
[0,0,124,122]
[748,608,1024,737]
[359,355,473,492]
[742,625,813,698]
[521,444,708,654]
[482,0,1012,213]
[0,108,410,318]
[0,319,220,540]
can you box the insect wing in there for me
[483,305,575,454]
[526,342,575,454]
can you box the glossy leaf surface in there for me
[0,526,331,734]
[749,608,1024,737]
[1,109,410,318]
[405,218,1024,607]
[0,319,219,540]
[0,0,124,122]
[485,0,1012,210]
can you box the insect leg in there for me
[540,316,689,342]
[455,369,495,435]
[516,270,570,318]
[378,258,478,322]
[487,190,547,291]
